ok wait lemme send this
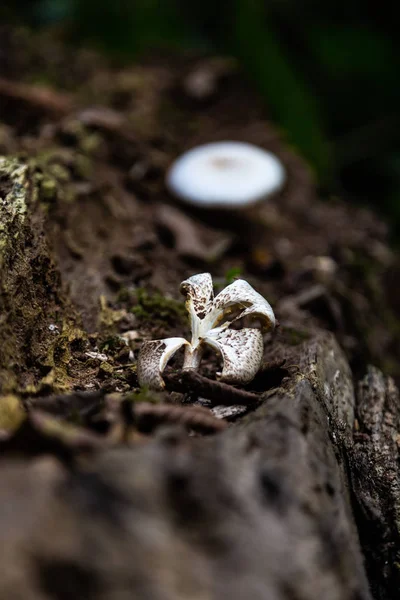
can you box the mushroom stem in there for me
[183,346,203,370]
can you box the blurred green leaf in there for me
[35,0,71,23]
[308,26,396,79]
[70,0,191,56]
[230,0,331,182]
[224,266,242,285]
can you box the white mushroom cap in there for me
[166,141,286,208]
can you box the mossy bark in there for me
[0,156,78,392]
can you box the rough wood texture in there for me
[0,330,376,600]
[350,367,400,599]
[0,157,75,391]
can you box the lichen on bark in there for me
[0,157,28,250]
[0,156,79,392]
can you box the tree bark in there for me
[0,161,388,597]
[0,133,399,599]
[0,157,77,392]
[0,326,380,600]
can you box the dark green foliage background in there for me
[2,0,400,230]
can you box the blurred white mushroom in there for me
[137,272,275,390]
[166,141,286,209]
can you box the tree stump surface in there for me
[0,29,400,600]
[0,327,377,600]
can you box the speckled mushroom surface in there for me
[137,272,275,389]
[137,338,189,390]
[205,327,264,384]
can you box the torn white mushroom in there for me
[137,273,275,390]
[166,141,286,208]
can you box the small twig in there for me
[0,410,105,465]
[260,359,286,371]
[132,402,227,434]
[164,370,261,406]
[27,389,106,416]
[0,77,74,114]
